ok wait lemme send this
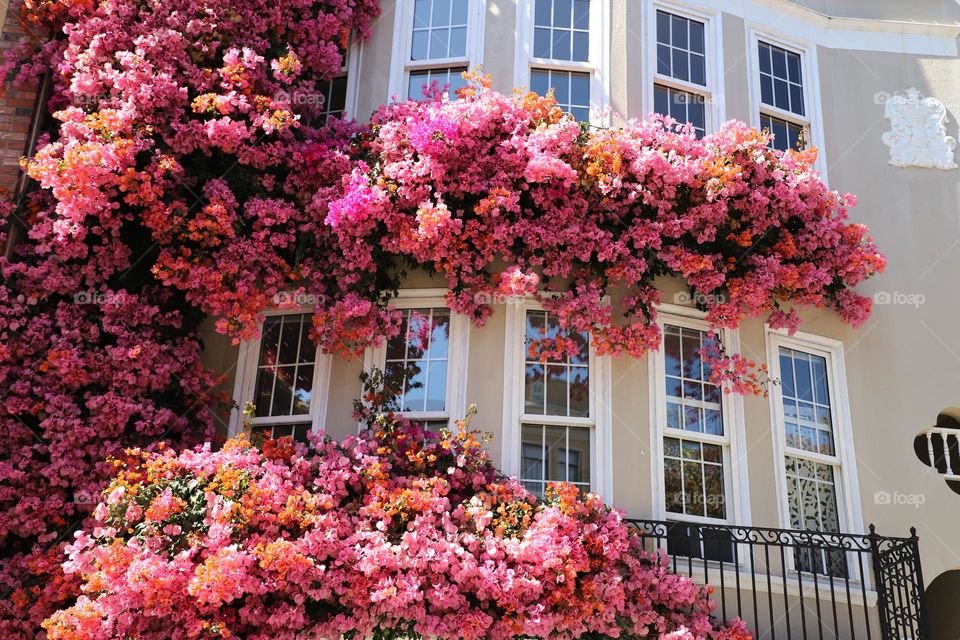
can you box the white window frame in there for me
[343,43,363,120]
[766,328,864,542]
[501,297,613,501]
[361,289,470,430]
[642,0,726,135]
[647,304,750,527]
[388,0,487,101]
[229,307,332,439]
[514,0,612,127]
[746,25,828,179]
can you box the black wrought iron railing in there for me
[625,519,928,640]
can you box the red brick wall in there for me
[0,0,42,197]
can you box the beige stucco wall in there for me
[201,0,960,596]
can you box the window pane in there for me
[411,30,430,60]
[572,30,589,62]
[432,0,452,27]
[689,20,704,54]
[534,27,551,58]
[535,0,552,26]
[554,0,571,28]
[573,0,589,29]
[414,0,432,29]
[449,26,467,57]
[451,0,468,24]
[657,44,671,76]
[525,363,545,414]
[656,11,671,45]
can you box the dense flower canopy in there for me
[42,420,751,640]
[0,0,884,634]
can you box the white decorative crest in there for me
[881,88,957,170]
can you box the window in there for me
[756,40,809,152]
[390,0,483,101]
[650,311,747,560]
[518,310,592,496]
[364,292,469,432]
[231,312,332,443]
[503,302,611,499]
[768,331,861,578]
[517,0,609,124]
[646,4,722,138]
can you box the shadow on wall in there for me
[926,569,960,640]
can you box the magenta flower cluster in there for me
[43,422,751,640]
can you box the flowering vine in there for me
[42,418,752,640]
[0,0,883,632]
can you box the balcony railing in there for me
[919,426,960,481]
[625,519,928,640]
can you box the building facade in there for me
[6,0,960,638]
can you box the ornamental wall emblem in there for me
[881,88,957,170]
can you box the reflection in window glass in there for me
[407,67,469,100]
[663,436,726,519]
[520,424,591,497]
[654,84,706,138]
[523,310,590,417]
[383,308,450,413]
[760,113,806,152]
[530,69,591,122]
[779,347,833,455]
[253,314,315,418]
[663,325,723,435]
